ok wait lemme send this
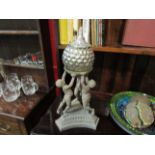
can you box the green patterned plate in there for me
[108,91,155,135]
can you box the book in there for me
[96,19,98,46]
[91,19,95,46]
[67,19,74,43]
[122,19,155,48]
[94,20,97,46]
[58,19,68,44]
[102,20,105,46]
[95,19,104,46]
[82,19,90,43]
[98,19,102,46]
[91,19,103,47]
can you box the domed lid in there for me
[62,27,94,75]
[69,27,91,48]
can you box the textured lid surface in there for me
[62,27,94,75]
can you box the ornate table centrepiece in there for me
[55,28,99,132]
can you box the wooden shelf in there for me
[3,62,44,70]
[58,45,155,56]
[0,91,46,120]
[0,30,39,35]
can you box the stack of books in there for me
[58,19,104,47]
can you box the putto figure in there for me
[55,27,99,132]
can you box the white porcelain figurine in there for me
[55,27,99,131]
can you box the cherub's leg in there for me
[57,99,65,114]
[82,94,90,109]
[63,98,71,113]
[84,102,95,115]
[82,94,94,115]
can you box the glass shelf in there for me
[2,62,44,70]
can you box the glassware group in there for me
[0,73,39,102]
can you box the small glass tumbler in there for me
[2,82,20,102]
[21,75,38,96]
[5,73,21,91]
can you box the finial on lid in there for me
[70,27,90,48]
[77,27,83,38]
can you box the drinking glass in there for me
[5,73,21,91]
[21,75,38,96]
[2,82,20,102]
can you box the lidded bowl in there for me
[62,27,95,75]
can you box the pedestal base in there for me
[55,106,99,132]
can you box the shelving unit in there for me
[2,62,44,70]
[0,19,56,134]
[0,20,55,90]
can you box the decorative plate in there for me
[108,91,155,135]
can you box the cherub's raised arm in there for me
[62,71,67,81]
